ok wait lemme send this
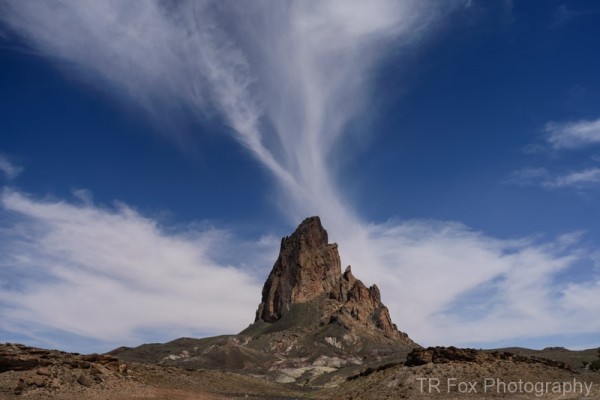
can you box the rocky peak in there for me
[284,215,329,250]
[255,216,342,322]
[253,216,414,344]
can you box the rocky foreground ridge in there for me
[2,343,599,399]
[0,343,305,399]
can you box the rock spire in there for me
[254,216,409,341]
[256,216,342,322]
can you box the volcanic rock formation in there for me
[256,216,342,322]
[254,216,411,342]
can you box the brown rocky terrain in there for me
[2,216,600,399]
[2,342,599,399]
[0,343,309,399]
[325,348,600,399]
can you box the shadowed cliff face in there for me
[254,216,409,341]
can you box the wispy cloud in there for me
[0,0,450,223]
[552,4,600,27]
[507,167,600,189]
[333,219,600,347]
[512,116,600,191]
[0,154,23,180]
[0,189,263,351]
[505,167,550,187]
[548,168,600,188]
[545,118,600,150]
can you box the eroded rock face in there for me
[0,343,129,396]
[256,216,342,323]
[254,216,412,342]
[332,267,401,338]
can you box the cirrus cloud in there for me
[0,189,264,351]
[546,118,600,150]
[506,166,600,189]
[0,154,23,180]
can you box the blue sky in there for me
[1,0,600,353]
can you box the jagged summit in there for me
[253,216,412,343]
[285,216,330,249]
[255,216,342,322]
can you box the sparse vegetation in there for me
[590,349,600,372]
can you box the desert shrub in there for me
[590,360,600,372]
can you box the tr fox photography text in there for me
[417,377,593,397]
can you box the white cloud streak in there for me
[0,0,446,223]
[514,117,600,192]
[546,118,600,150]
[1,0,599,351]
[549,168,600,188]
[0,154,23,180]
[507,167,600,189]
[0,189,263,350]
[333,219,600,346]
[505,167,550,186]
